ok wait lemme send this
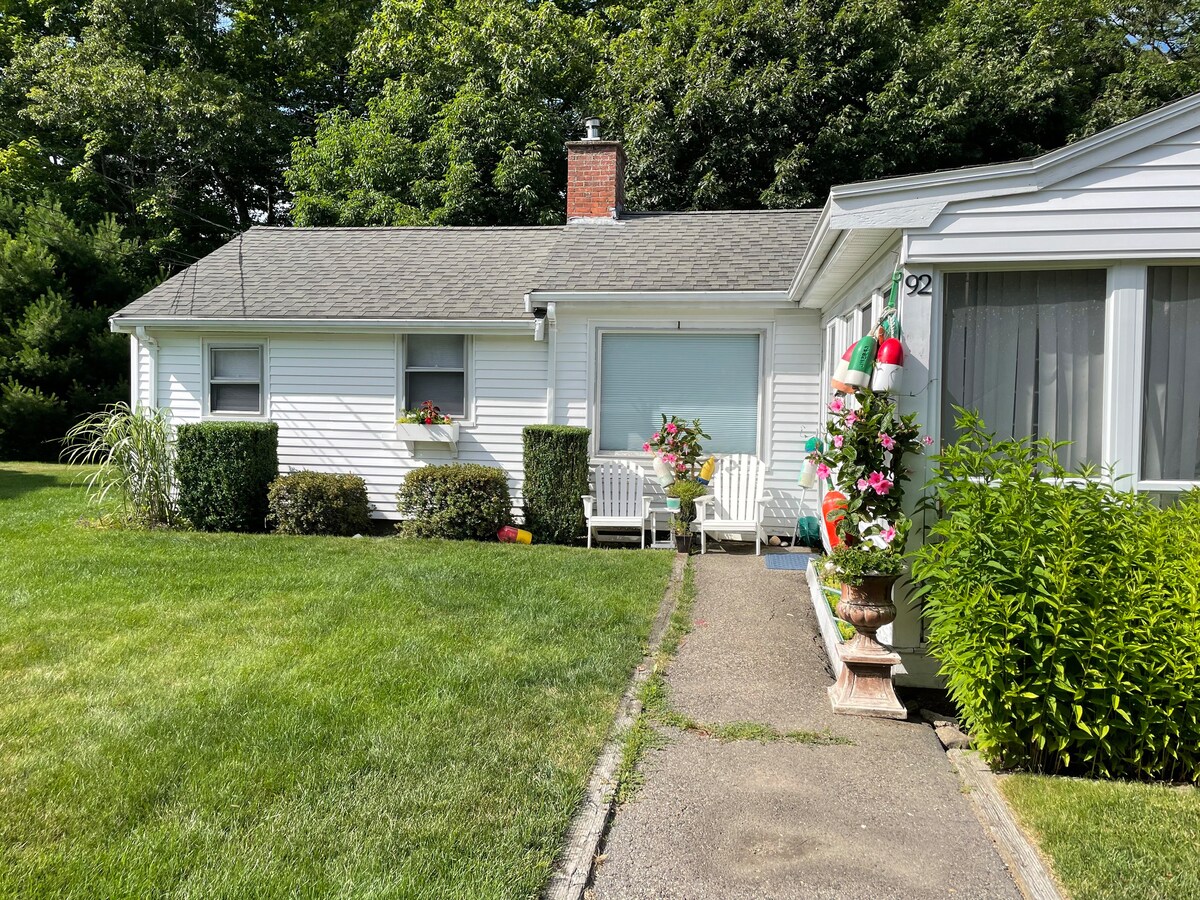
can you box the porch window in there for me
[942,270,1106,469]
[405,335,466,418]
[598,332,760,454]
[208,345,263,415]
[1141,266,1200,482]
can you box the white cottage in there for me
[113,93,1200,685]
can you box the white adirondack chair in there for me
[581,460,652,548]
[693,454,768,555]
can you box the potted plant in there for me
[670,514,693,553]
[644,415,710,485]
[812,388,930,718]
[396,400,459,445]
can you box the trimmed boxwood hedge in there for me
[522,425,590,545]
[176,421,278,532]
[267,470,372,536]
[397,463,512,541]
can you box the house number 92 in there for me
[905,273,932,295]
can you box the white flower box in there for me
[395,421,460,444]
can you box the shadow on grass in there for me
[0,466,62,500]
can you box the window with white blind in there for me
[207,345,264,415]
[405,335,467,418]
[942,270,1107,469]
[598,332,761,454]
[1142,266,1200,483]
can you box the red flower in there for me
[424,418,432,424]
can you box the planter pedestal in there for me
[828,574,906,720]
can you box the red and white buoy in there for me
[871,337,905,393]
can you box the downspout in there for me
[135,326,159,409]
[545,303,557,424]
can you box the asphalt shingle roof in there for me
[113,209,821,321]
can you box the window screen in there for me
[405,335,466,417]
[942,270,1106,468]
[599,333,760,454]
[209,346,262,415]
[1142,266,1200,482]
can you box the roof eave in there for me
[110,315,536,335]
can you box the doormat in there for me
[764,553,811,571]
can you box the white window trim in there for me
[589,324,770,461]
[397,334,474,425]
[202,339,268,420]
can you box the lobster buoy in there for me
[697,456,716,485]
[822,491,849,551]
[798,455,818,488]
[652,456,675,487]
[830,342,856,393]
[871,337,905,393]
[497,526,533,544]
[843,334,877,392]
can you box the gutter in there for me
[110,316,535,335]
[525,289,792,304]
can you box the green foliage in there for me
[665,478,707,523]
[521,424,590,544]
[0,379,67,461]
[175,421,279,532]
[62,402,177,527]
[288,0,601,226]
[912,411,1200,782]
[397,463,513,541]
[266,470,373,536]
[0,195,142,458]
[825,543,906,586]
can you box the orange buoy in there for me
[822,491,849,550]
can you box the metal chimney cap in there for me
[583,117,602,140]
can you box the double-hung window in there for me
[598,332,761,454]
[405,335,467,418]
[208,345,264,415]
[941,269,1107,469]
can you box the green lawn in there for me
[1002,774,1200,900]
[0,464,672,899]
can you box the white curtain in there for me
[942,270,1107,469]
[1142,267,1200,481]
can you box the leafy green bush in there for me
[175,421,279,532]
[62,402,177,527]
[666,478,707,523]
[522,425,589,544]
[397,463,513,541]
[912,411,1200,782]
[267,471,372,536]
[0,380,68,461]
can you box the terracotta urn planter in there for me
[828,573,907,719]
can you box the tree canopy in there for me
[0,0,1197,456]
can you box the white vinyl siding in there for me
[907,122,1200,263]
[598,333,761,454]
[941,270,1107,468]
[1142,266,1200,482]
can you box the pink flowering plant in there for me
[645,414,710,478]
[813,389,926,584]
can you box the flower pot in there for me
[674,533,693,554]
[665,497,681,512]
[828,573,906,719]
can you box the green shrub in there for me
[522,425,590,544]
[397,463,512,541]
[665,478,707,523]
[0,380,68,461]
[267,471,372,536]
[176,421,279,532]
[912,411,1200,783]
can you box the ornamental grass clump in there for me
[912,410,1200,783]
[812,389,927,584]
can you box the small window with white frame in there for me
[405,335,467,418]
[207,344,264,415]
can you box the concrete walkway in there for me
[589,552,1021,900]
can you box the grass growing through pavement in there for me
[0,463,673,900]
[615,560,847,802]
[1001,774,1200,900]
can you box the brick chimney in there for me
[566,117,625,221]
